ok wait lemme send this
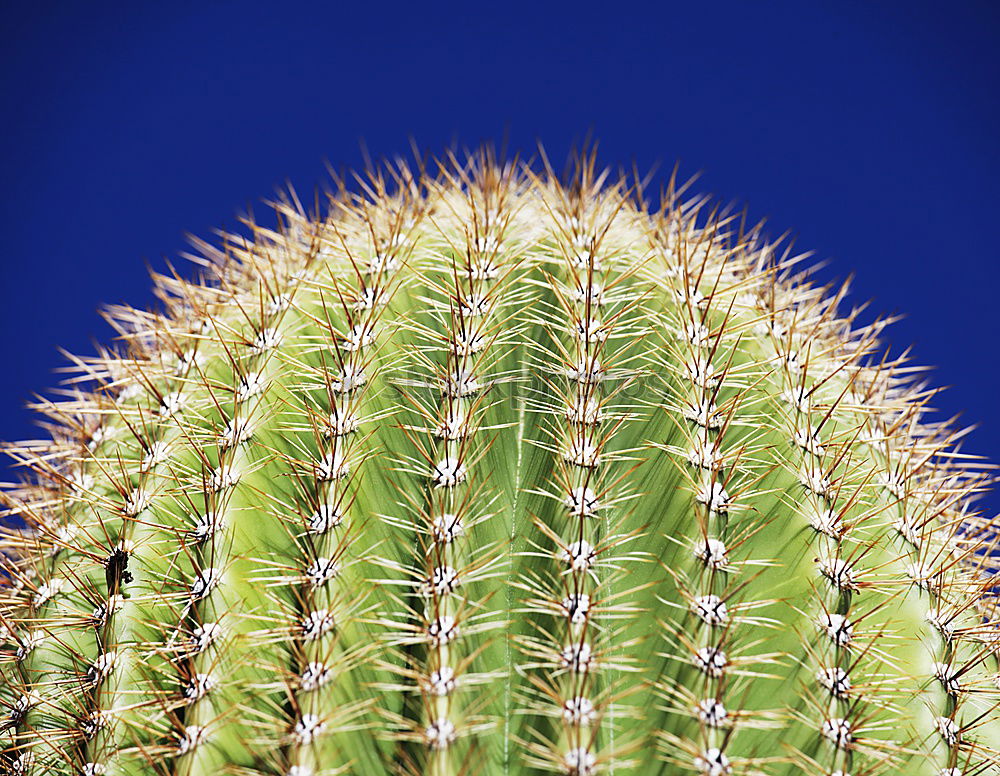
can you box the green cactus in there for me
[2,148,998,776]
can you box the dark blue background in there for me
[2,2,998,515]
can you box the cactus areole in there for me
[1,150,998,776]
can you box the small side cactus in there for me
[1,149,998,776]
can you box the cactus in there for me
[1,147,998,776]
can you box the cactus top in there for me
[1,150,998,776]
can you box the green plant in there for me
[2,149,998,776]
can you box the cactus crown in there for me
[1,148,998,776]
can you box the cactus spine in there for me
[1,149,998,776]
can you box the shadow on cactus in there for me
[1,147,998,776]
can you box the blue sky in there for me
[1,1,998,514]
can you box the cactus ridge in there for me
[1,147,999,776]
